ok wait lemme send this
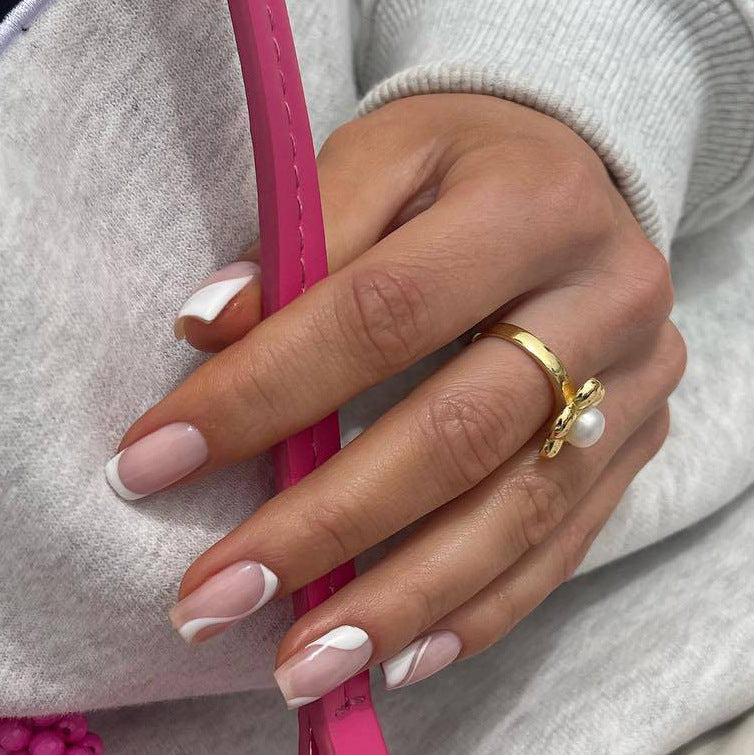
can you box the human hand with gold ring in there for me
[106,94,686,706]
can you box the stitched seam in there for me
[266,5,307,297]
[265,6,321,475]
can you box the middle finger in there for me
[178,261,671,611]
[106,147,614,500]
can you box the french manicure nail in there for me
[382,631,462,690]
[174,260,259,339]
[105,422,208,500]
[169,561,279,644]
[273,626,373,709]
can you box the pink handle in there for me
[226,2,388,753]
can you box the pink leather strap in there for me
[226,2,388,753]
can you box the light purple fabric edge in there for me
[0,0,54,55]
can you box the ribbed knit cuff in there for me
[357,0,754,250]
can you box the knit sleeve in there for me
[355,0,754,250]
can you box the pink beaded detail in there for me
[0,715,102,754]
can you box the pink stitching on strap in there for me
[266,5,307,292]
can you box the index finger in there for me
[107,147,607,500]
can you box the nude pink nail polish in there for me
[273,626,373,709]
[382,631,462,690]
[169,561,279,644]
[105,422,208,500]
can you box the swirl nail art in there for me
[274,626,373,709]
[382,631,462,690]
[174,260,260,339]
[169,561,279,644]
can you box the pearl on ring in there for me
[566,407,605,448]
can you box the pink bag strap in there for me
[225,2,389,753]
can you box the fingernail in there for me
[174,260,260,339]
[273,626,373,709]
[169,561,279,644]
[382,631,462,690]
[105,422,208,500]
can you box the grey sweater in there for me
[1,0,754,753]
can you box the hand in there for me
[107,94,685,706]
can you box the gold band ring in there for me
[473,323,606,459]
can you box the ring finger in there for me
[107,138,624,501]
[178,270,670,607]
[267,326,682,707]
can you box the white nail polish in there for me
[305,625,370,651]
[382,643,418,688]
[174,260,259,339]
[104,450,144,501]
[382,631,462,690]
[169,561,279,644]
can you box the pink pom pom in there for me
[28,732,65,755]
[53,717,87,745]
[0,719,32,751]
[30,718,61,728]
[78,733,103,755]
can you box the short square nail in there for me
[382,631,462,690]
[174,260,259,339]
[169,561,279,644]
[105,422,208,500]
[273,626,373,709]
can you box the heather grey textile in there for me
[87,482,754,754]
[677,708,754,755]
[1,0,754,752]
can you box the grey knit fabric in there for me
[1,0,753,753]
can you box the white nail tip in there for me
[286,696,319,710]
[252,564,280,612]
[306,626,370,652]
[177,615,245,644]
[105,451,144,501]
[175,276,253,329]
[382,641,420,689]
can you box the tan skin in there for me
[117,94,685,688]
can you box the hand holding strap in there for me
[226,2,388,752]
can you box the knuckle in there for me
[555,518,595,583]
[645,404,671,459]
[475,589,519,654]
[302,500,359,568]
[224,345,278,428]
[627,241,675,324]
[402,581,439,636]
[538,149,616,246]
[420,388,514,488]
[320,119,363,160]
[511,473,574,552]
[659,321,688,391]
[345,267,431,374]
[463,168,510,213]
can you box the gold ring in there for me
[473,323,606,459]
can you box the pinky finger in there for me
[382,406,670,690]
